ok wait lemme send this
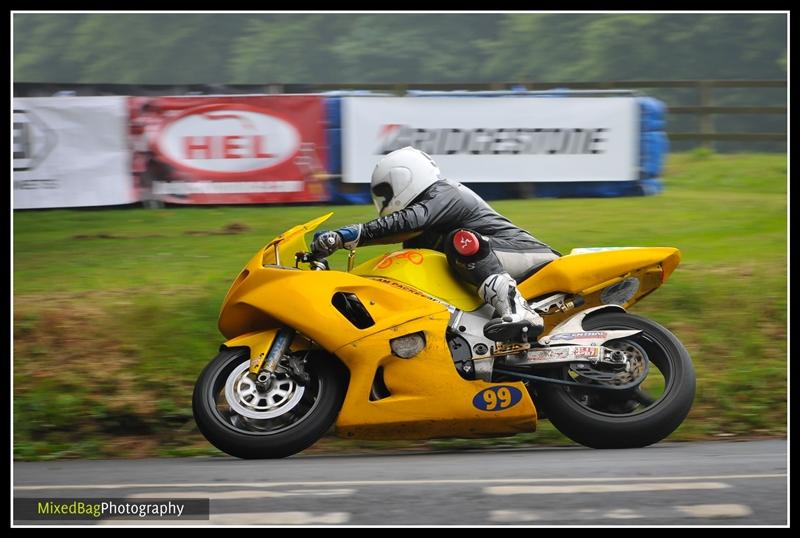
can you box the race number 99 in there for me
[472,386,523,411]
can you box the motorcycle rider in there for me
[311,146,559,342]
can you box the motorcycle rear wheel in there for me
[535,312,695,448]
[192,348,348,459]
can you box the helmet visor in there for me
[371,181,394,216]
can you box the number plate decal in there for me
[473,386,523,411]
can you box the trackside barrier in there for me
[324,89,667,202]
[14,89,668,208]
[401,89,666,199]
[324,91,391,204]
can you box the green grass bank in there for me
[13,152,787,459]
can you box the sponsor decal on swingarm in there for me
[529,347,572,361]
[548,331,608,341]
[527,345,600,363]
[573,346,600,358]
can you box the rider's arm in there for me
[359,194,462,246]
[312,206,427,255]
[358,203,429,246]
[311,188,462,255]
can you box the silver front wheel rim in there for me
[224,362,305,420]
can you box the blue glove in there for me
[311,230,342,257]
[311,224,361,257]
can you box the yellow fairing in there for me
[352,249,484,311]
[219,264,448,352]
[260,212,333,267]
[224,330,279,373]
[334,311,537,440]
[519,247,681,331]
[519,247,680,298]
[219,214,334,316]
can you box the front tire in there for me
[536,312,695,448]
[192,348,348,459]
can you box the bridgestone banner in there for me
[13,97,134,208]
[128,95,328,204]
[342,97,640,183]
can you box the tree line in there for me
[14,13,786,84]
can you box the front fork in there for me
[253,327,313,388]
[224,327,308,387]
[252,327,295,375]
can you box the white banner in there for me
[13,97,134,208]
[343,97,639,183]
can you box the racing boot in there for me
[478,272,544,342]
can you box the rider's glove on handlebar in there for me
[311,224,362,257]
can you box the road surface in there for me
[13,439,787,525]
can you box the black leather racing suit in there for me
[359,178,559,286]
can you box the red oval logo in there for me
[154,104,301,178]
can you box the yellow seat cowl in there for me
[519,247,680,298]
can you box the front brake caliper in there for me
[284,354,310,386]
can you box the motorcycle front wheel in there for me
[192,348,348,459]
[535,312,695,449]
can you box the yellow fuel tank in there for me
[351,249,484,311]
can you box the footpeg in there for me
[483,318,543,342]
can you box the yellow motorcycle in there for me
[193,213,695,458]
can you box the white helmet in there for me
[370,146,441,217]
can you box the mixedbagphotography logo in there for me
[14,498,210,522]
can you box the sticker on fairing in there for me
[472,386,523,412]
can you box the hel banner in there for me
[128,95,329,204]
[342,97,639,183]
[13,97,134,209]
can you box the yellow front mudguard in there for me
[223,330,313,374]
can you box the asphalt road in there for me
[13,439,787,526]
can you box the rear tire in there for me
[536,312,695,448]
[192,348,348,459]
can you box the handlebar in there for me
[295,251,329,271]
